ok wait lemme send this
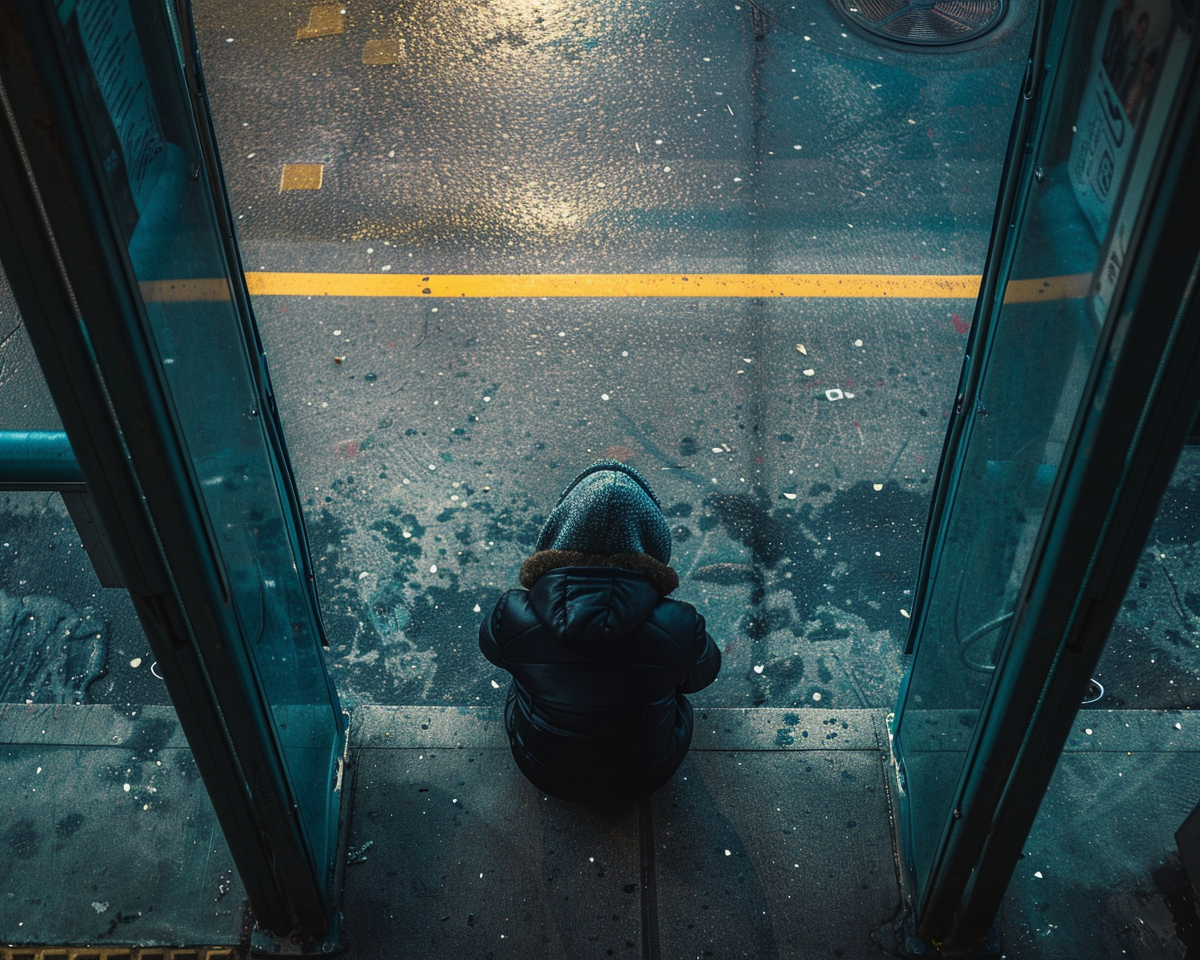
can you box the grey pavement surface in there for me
[1002,711,1200,959]
[199,0,1025,273]
[4,704,1200,959]
[1,0,1200,956]
[193,0,1025,713]
[0,0,1046,713]
[0,704,246,946]
[2,0,1189,717]
[0,279,60,434]
[1094,450,1200,710]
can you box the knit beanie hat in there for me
[535,460,672,564]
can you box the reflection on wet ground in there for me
[0,4,1198,957]
[184,0,1037,710]
[0,0,1196,716]
[197,0,1023,271]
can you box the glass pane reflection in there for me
[61,0,343,887]
[893,0,1194,905]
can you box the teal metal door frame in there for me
[893,0,1200,951]
[0,0,346,948]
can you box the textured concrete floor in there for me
[5,704,1200,959]
[0,705,246,947]
[1,0,1200,955]
[343,707,900,960]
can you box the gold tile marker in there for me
[280,163,324,191]
[362,39,404,64]
[296,4,345,39]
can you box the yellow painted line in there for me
[244,272,990,299]
[0,950,235,960]
[140,279,232,302]
[1002,272,1092,303]
[139,272,1094,303]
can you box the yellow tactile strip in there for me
[0,949,240,960]
[235,271,1091,302]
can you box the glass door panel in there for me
[60,0,345,891]
[0,0,346,938]
[893,0,1196,929]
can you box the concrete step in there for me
[2,704,1198,958]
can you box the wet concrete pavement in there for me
[1,3,1199,955]
[0,0,1197,717]
[186,0,1030,712]
[198,0,1023,272]
[8,701,1200,958]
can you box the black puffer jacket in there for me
[479,551,721,803]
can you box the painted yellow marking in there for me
[244,272,991,298]
[243,272,1093,300]
[1002,272,1092,303]
[140,279,232,302]
[297,4,345,39]
[362,39,404,64]
[280,163,324,191]
[129,272,1090,303]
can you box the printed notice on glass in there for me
[1069,0,1190,325]
[1091,14,1189,324]
[74,0,166,215]
[1068,0,1174,243]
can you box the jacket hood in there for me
[520,549,679,594]
[535,460,672,563]
[523,561,669,649]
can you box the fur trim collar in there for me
[519,550,679,595]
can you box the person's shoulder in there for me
[493,586,543,625]
[645,594,701,634]
[492,587,531,614]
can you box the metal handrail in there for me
[0,429,84,490]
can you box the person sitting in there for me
[479,460,721,803]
